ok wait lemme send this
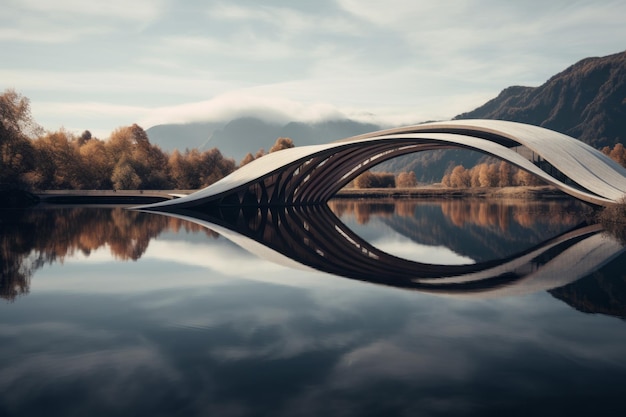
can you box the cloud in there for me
[371,235,475,265]
[10,0,165,22]
[139,92,348,127]
[1,0,166,45]
[4,0,626,138]
[0,24,109,43]
[208,3,362,37]
[336,0,450,26]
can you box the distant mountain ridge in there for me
[146,50,626,180]
[208,118,380,161]
[379,50,626,181]
[147,117,382,162]
[455,50,626,149]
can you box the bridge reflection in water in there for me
[142,203,625,298]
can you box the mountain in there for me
[376,50,626,181]
[147,117,380,162]
[146,50,625,180]
[145,121,225,151]
[455,50,626,149]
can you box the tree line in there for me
[1,89,294,191]
[352,145,626,190]
[3,89,626,192]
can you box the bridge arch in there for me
[143,120,626,209]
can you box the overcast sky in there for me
[2,0,625,137]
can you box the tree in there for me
[515,168,543,186]
[396,171,418,188]
[449,165,470,188]
[196,148,235,187]
[254,148,266,159]
[498,161,513,186]
[609,143,626,167]
[354,171,395,188]
[30,130,84,189]
[239,152,255,167]
[168,150,194,189]
[105,124,170,189]
[0,89,38,187]
[0,89,41,138]
[478,163,498,187]
[354,171,374,188]
[77,130,92,146]
[269,137,294,153]
[79,138,112,189]
[111,158,141,190]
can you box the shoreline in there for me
[2,186,567,208]
[333,186,567,200]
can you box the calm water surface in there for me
[1,198,625,417]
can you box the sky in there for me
[2,0,626,138]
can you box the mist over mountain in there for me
[208,118,380,161]
[145,121,226,152]
[146,50,625,181]
[147,117,381,162]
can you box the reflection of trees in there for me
[329,198,592,262]
[0,208,218,301]
[329,199,586,230]
[0,211,36,300]
[439,199,584,231]
[329,201,396,224]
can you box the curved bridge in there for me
[144,120,626,208]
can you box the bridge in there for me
[141,120,626,209]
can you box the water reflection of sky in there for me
[341,216,476,265]
[2,207,626,416]
[3,249,626,416]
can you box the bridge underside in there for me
[139,120,626,210]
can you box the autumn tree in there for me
[602,143,626,167]
[79,138,112,189]
[168,149,195,189]
[254,148,266,159]
[239,152,255,167]
[354,171,396,188]
[111,157,141,190]
[515,168,543,186]
[195,148,236,187]
[77,130,92,146]
[396,171,418,188]
[477,163,498,187]
[0,89,38,187]
[354,172,375,188]
[443,161,545,188]
[106,126,134,169]
[106,124,170,189]
[448,165,471,188]
[30,130,84,189]
[498,161,514,186]
[269,137,295,153]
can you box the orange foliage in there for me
[442,161,544,188]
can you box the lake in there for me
[1,198,625,416]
